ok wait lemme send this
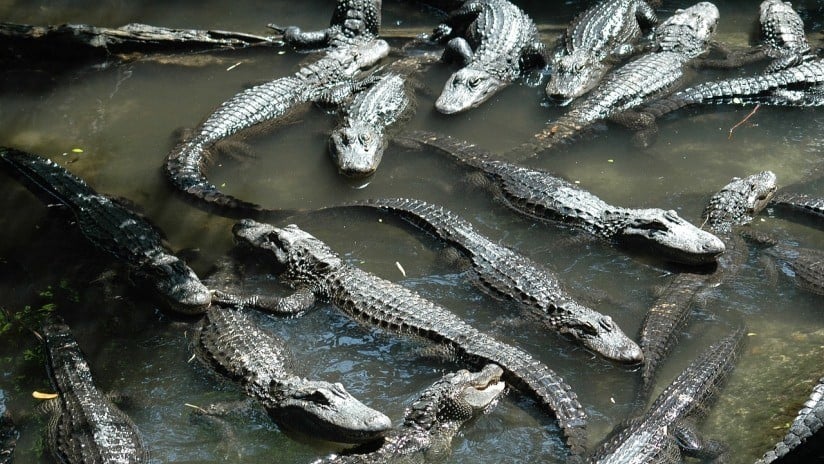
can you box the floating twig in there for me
[728,104,761,140]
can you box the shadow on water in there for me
[0,0,823,463]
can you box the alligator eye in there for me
[359,133,372,145]
[469,77,482,88]
[599,316,615,331]
[299,390,332,406]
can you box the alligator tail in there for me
[0,147,98,210]
[401,130,493,170]
[458,336,588,456]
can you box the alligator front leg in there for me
[674,419,728,461]
[211,287,316,316]
[442,37,474,66]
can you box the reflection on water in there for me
[0,1,822,463]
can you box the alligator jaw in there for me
[268,377,391,444]
[457,364,506,410]
[435,67,505,114]
[328,122,384,178]
[613,209,726,265]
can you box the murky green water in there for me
[0,1,822,462]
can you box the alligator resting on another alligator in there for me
[590,327,745,463]
[639,171,776,389]
[546,0,657,102]
[195,304,391,443]
[328,197,643,364]
[527,2,719,152]
[165,0,388,214]
[429,0,547,114]
[42,321,148,464]
[230,219,588,456]
[314,364,505,463]
[397,130,725,266]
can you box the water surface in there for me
[0,1,823,463]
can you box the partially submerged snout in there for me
[559,303,644,364]
[616,209,726,265]
[328,123,385,178]
[435,67,505,114]
[269,377,391,444]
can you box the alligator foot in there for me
[188,402,245,461]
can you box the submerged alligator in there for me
[165,0,389,214]
[330,197,643,363]
[397,130,726,266]
[590,327,744,463]
[0,148,213,314]
[231,220,588,455]
[769,191,824,224]
[42,321,147,463]
[530,2,719,150]
[742,230,824,297]
[546,0,657,102]
[195,304,391,443]
[314,364,505,463]
[639,171,776,388]
[429,0,547,114]
[329,71,414,178]
[756,376,824,463]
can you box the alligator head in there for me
[268,376,391,443]
[328,122,385,177]
[232,220,343,283]
[136,252,212,314]
[404,364,505,433]
[703,171,777,234]
[606,208,726,265]
[557,303,643,364]
[435,67,505,114]
[546,52,605,102]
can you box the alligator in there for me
[545,0,657,102]
[313,364,505,463]
[626,6,822,140]
[165,0,389,215]
[756,376,824,463]
[328,71,414,178]
[230,219,588,455]
[769,191,824,224]
[0,390,15,464]
[328,197,643,363]
[589,327,744,463]
[42,321,147,463]
[428,0,547,114]
[639,171,776,389]
[740,230,824,297]
[195,304,392,443]
[699,0,813,72]
[0,147,213,314]
[527,2,719,151]
[396,130,726,266]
